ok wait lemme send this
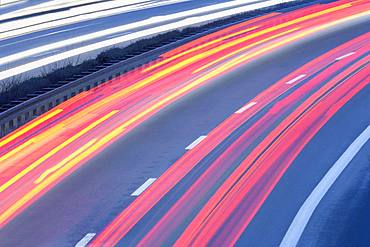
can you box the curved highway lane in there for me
[0,0,291,81]
[0,0,369,246]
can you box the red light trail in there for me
[0,0,368,245]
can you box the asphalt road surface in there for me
[0,0,369,246]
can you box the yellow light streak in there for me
[34,139,98,184]
[144,26,260,72]
[194,27,300,73]
[0,110,118,193]
[0,109,63,148]
[145,3,350,74]
[0,140,34,164]
[0,124,126,227]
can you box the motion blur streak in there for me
[0,0,368,240]
[0,109,63,148]
[143,25,261,73]
[139,40,369,247]
[175,56,369,247]
[0,0,300,81]
[0,110,119,194]
[158,2,351,73]
[90,1,370,245]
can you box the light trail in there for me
[0,0,190,38]
[90,1,370,244]
[175,55,369,247]
[0,108,63,148]
[0,0,368,243]
[138,39,370,247]
[0,0,302,81]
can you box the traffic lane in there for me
[0,44,295,246]
[0,1,357,155]
[0,3,184,57]
[0,4,310,215]
[93,30,370,245]
[118,97,278,246]
[1,10,368,246]
[170,47,370,246]
[0,0,234,57]
[236,85,370,246]
[122,40,370,246]
[0,17,368,247]
[298,137,370,247]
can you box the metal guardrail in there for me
[0,0,320,138]
[0,17,248,137]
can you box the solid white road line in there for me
[285,74,306,85]
[335,52,356,61]
[131,178,157,196]
[235,101,257,114]
[280,125,370,247]
[185,135,207,150]
[75,233,96,247]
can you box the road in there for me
[0,0,292,81]
[0,0,369,246]
[296,126,370,247]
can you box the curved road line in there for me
[280,124,370,247]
